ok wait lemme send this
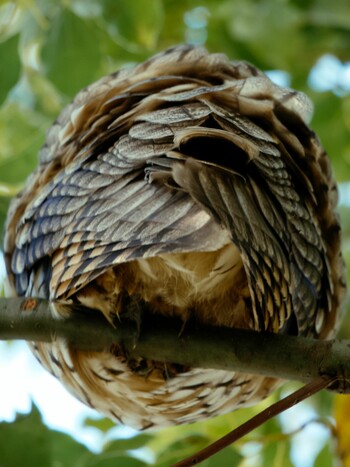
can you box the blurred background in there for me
[0,0,349,465]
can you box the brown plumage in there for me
[4,45,345,429]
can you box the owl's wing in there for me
[9,132,228,300]
[5,45,344,338]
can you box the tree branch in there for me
[0,296,349,393]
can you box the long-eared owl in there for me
[4,46,345,429]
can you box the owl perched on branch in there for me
[4,45,345,429]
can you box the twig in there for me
[172,376,335,467]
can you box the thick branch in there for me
[0,297,349,393]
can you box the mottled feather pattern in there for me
[4,45,345,429]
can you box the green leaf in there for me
[84,416,116,434]
[0,102,47,184]
[308,0,350,30]
[41,8,104,97]
[310,92,350,182]
[206,447,243,466]
[0,404,91,467]
[49,429,93,467]
[0,34,21,105]
[261,440,293,467]
[314,442,335,467]
[100,0,164,51]
[0,405,50,467]
[0,195,11,238]
[84,456,148,467]
[24,70,63,116]
[154,434,209,466]
[103,434,154,452]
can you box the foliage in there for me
[0,393,341,466]
[0,404,148,467]
[0,0,349,466]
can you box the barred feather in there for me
[4,45,345,429]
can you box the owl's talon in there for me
[118,295,146,347]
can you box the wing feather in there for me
[5,45,344,339]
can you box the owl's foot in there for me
[115,294,149,347]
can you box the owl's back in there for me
[4,45,345,429]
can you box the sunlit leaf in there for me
[261,439,293,467]
[0,3,22,40]
[84,416,116,433]
[314,442,336,467]
[41,8,104,97]
[24,70,63,116]
[100,0,164,51]
[334,394,350,466]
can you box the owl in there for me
[4,45,345,429]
